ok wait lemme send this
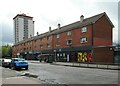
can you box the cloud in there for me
[0,0,119,45]
[2,22,13,46]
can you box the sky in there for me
[0,0,119,46]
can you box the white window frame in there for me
[56,42,60,46]
[81,27,87,33]
[67,40,72,45]
[56,34,60,38]
[40,45,43,48]
[80,37,87,43]
[67,31,72,36]
[47,44,50,48]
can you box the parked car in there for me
[9,58,28,70]
[2,59,11,67]
[0,58,3,66]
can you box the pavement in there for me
[2,76,43,84]
[1,60,119,85]
[1,64,43,84]
[27,60,120,70]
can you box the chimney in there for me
[49,27,51,32]
[80,15,84,22]
[58,23,60,29]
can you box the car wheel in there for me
[25,66,28,70]
[11,66,16,70]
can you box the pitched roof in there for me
[14,12,114,45]
[51,12,114,34]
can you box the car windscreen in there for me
[3,59,11,62]
[16,59,25,61]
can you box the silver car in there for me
[2,59,11,67]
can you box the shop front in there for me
[53,46,92,62]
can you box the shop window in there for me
[60,54,62,57]
[57,54,59,57]
[63,53,65,57]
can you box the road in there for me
[1,62,119,84]
[28,62,118,84]
[1,66,42,84]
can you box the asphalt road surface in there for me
[28,62,118,84]
[1,62,119,84]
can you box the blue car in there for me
[10,58,28,70]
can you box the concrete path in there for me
[2,76,42,84]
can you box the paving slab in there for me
[2,76,43,84]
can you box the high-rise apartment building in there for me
[13,13,34,44]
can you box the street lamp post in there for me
[54,50,56,62]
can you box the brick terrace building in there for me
[12,12,115,63]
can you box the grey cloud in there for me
[2,22,13,46]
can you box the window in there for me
[67,40,72,45]
[47,44,50,48]
[57,54,59,57]
[47,36,50,40]
[40,45,43,48]
[40,38,43,42]
[67,31,72,36]
[80,37,87,43]
[34,40,36,43]
[56,34,60,38]
[81,27,87,33]
[56,42,60,46]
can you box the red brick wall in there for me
[73,25,92,47]
[53,25,92,49]
[93,47,114,63]
[12,15,113,60]
[94,15,112,46]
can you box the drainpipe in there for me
[91,22,94,61]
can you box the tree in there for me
[1,45,12,58]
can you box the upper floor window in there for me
[67,31,72,36]
[56,34,60,38]
[47,44,50,48]
[67,40,72,45]
[47,36,50,40]
[81,27,87,33]
[40,38,43,42]
[40,44,43,48]
[80,37,87,43]
[34,45,36,48]
[34,40,36,43]
[56,42,60,46]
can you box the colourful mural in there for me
[78,52,92,62]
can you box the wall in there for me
[93,47,114,63]
[94,15,113,46]
[53,25,92,49]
